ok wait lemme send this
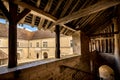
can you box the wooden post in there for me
[80,31,91,72]
[8,2,18,68]
[100,39,102,53]
[98,40,100,52]
[55,25,60,58]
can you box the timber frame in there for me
[0,0,120,68]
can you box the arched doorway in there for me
[36,53,39,59]
[43,52,48,59]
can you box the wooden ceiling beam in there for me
[7,0,76,32]
[59,0,73,18]
[89,31,119,37]
[69,0,80,14]
[88,10,113,34]
[14,0,57,22]
[72,0,93,25]
[0,0,10,21]
[31,15,36,27]
[17,8,30,23]
[44,0,64,30]
[87,19,112,34]
[57,0,120,24]
[38,0,53,29]
[79,11,104,30]
[52,0,64,15]
[36,0,41,7]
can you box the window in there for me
[43,42,47,48]
[70,40,73,47]
[30,43,32,47]
[36,42,39,47]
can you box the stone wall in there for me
[0,55,92,80]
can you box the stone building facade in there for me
[0,23,73,65]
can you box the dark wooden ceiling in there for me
[0,0,120,36]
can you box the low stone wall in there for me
[0,55,82,80]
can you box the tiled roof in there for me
[32,30,55,39]
[0,23,34,40]
[0,23,65,40]
[0,24,8,37]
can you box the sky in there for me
[0,18,38,32]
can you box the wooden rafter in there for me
[17,8,30,23]
[52,0,64,16]
[90,10,113,34]
[87,19,112,34]
[14,0,57,22]
[36,0,41,7]
[69,0,81,14]
[89,31,119,37]
[57,0,120,24]
[45,0,64,29]
[59,0,73,18]
[31,15,36,27]
[0,0,10,21]
[6,0,76,32]
[71,0,93,25]
[38,0,53,29]
[79,11,104,30]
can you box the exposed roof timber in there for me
[17,8,30,23]
[38,0,53,29]
[38,18,45,29]
[87,20,112,34]
[72,0,93,25]
[44,0,53,12]
[57,0,120,24]
[36,0,41,7]
[69,0,80,14]
[44,0,64,29]
[79,11,104,30]
[14,0,57,22]
[44,21,51,29]
[13,0,76,32]
[0,0,10,21]
[59,0,73,18]
[31,15,36,27]
[52,0,64,15]
[89,31,119,37]
[94,21,112,34]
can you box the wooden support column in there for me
[8,2,18,68]
[112,17,120,74]
[98,40,100,52]
[55,25,60,58]
[100,39,102,53]
[80,31,91,72]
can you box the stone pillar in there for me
[112,17,120,75]
[72,31,81,55]
[55,25,60,58]
[72,31,91,74]
[8,2,18,68]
